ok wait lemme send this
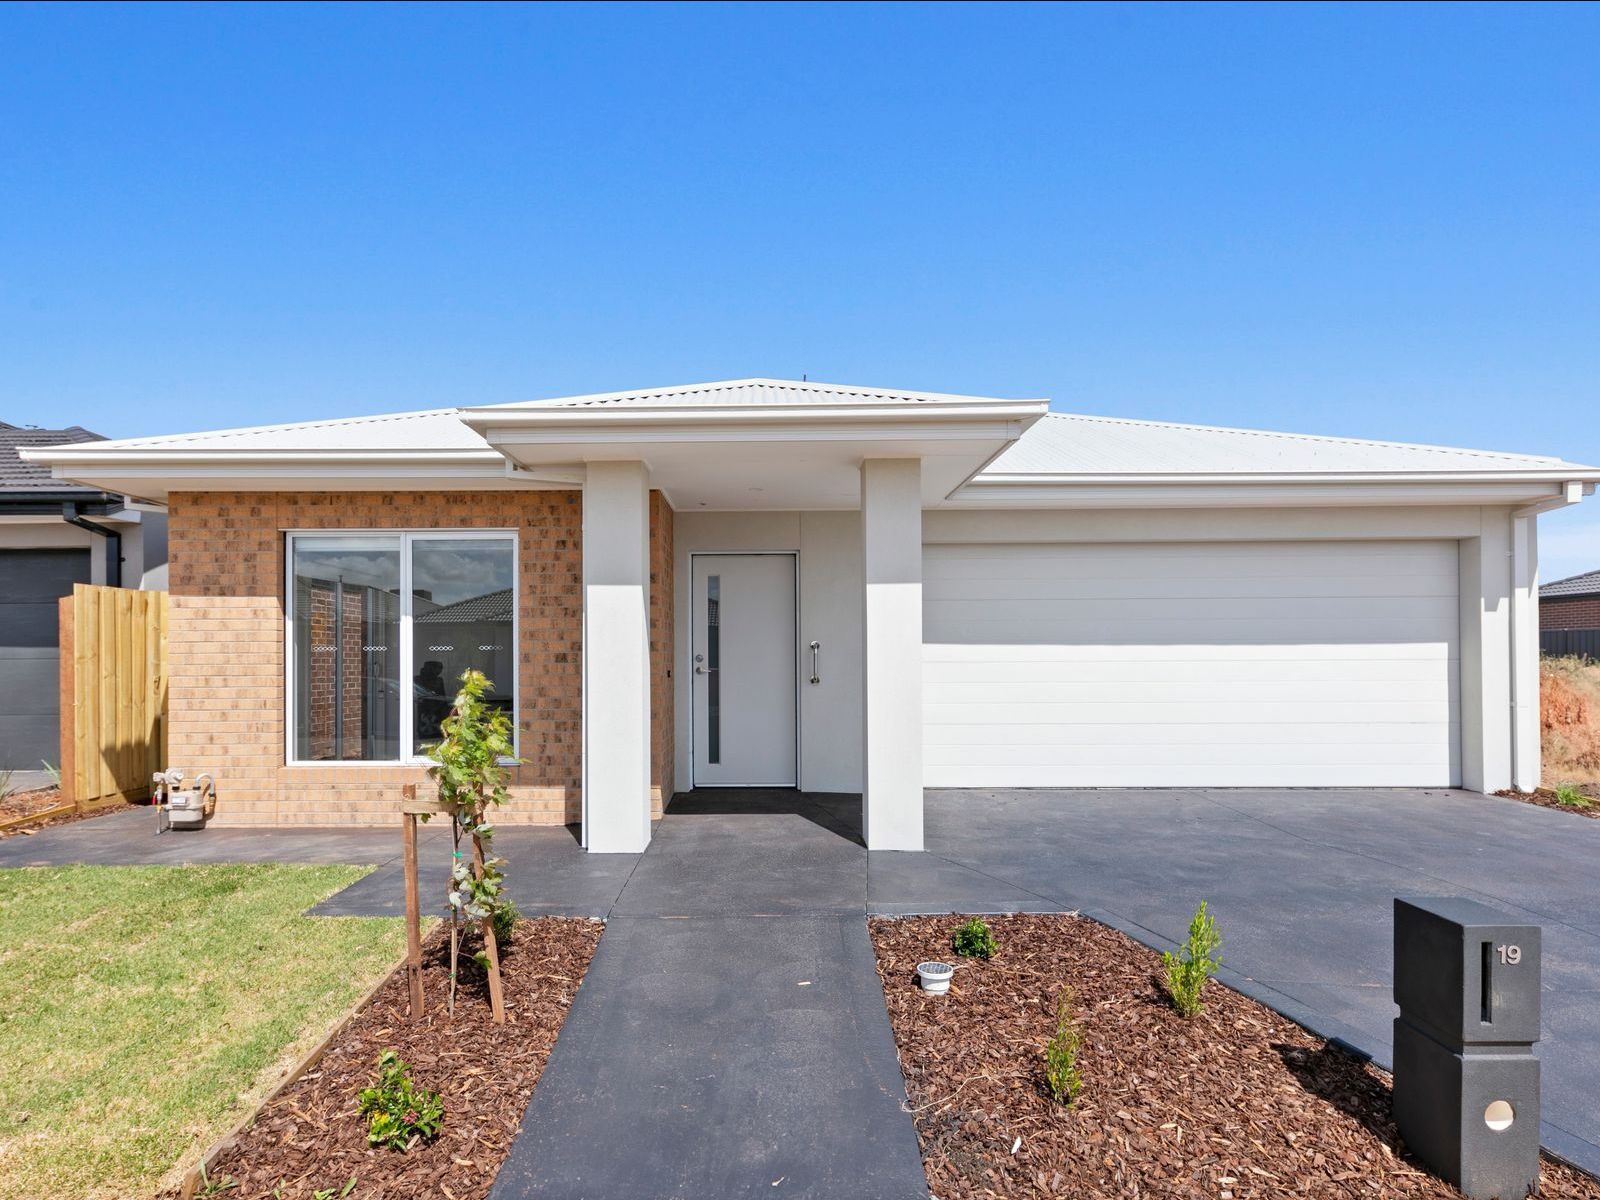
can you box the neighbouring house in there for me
[1540,567,1600,658]
[1541,569,1600,631]
[21,379,1600,850]
[1,421,168,769]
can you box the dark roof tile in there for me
[0,424,107,492]
[1542,568,1600,599]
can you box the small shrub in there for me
[1554,783,1592,809]
[1043,987,1083,1105]
[491,897,521,947]
[41,760,61,788]
[952,917,997,959]
[1162,901,1222,1018]
[358,1050,444,1151]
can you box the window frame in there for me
[283,529,520,767]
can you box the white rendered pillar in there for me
[861,458,924,851]
[1510,514,1541,793]
[1459,512,1514,794]
[582,461,652,852]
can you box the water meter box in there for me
[1393,897,1542,1200]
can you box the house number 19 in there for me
[1497,944,1522,965]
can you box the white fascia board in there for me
[461,400,1049,433]
[948,479,1599,509]
[22,448,524,499]
[975,468,1600,486]
[32,459,574,503]
[22,447,501,467]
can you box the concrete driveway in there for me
[904,787,1600,1174]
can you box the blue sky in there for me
[3,2,1598,576]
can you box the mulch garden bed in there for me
[871,914,1599,1200]
[0,786,134,837]
[191,916,602,1199]
[1495,784,1600,820]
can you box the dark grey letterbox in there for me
[1393,897,1542,1200]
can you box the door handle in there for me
[809,640,820,685]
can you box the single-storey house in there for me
[1,421,167,769]
[22,379,1600,851]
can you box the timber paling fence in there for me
[58,583,169,811]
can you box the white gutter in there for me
[974,468,1600,487]
[460,400,1050,431]
[1508,480,1592,792]
[21,448,501,467]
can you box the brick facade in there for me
[1541,594,1600,631]
[167,490,674,827]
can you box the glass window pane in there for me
[292,537,401,761]
[411,537,515,755]
[706,574,719,764]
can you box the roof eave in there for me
[459,399,1050,433]
[974,469,1600,486]
[949,474,1600,510]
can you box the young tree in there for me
[425,669,519,1021]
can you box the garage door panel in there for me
[0,549,89,770]
[926,720,1456,748]
[928,593,1458,627]
[928,676,1452,705]
[927,699,1452,727]
[926,739,1456,768]
[926,655,1455,686]
[929,763,1452,789]
[925,541,1458,581]
[923,540,1461,788]
[924,574,1457,603]
[927,615,1457,647]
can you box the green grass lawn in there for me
[0,864,409,1200]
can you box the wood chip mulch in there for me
[0,787,135,837]
[870,914,1599,1200]
[1495,784,1600,820]
[194,917,602,1199]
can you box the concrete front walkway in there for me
[487,791,929,1200]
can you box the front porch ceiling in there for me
[461,401,1048,510]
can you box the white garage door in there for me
[924,540,1460,788]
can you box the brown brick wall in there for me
[167,489,674,828]
[1542,594,1600,631]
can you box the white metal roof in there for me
[980,412,1595,478]
[39,407,492,453]
[18,381,1598,500]
[485,378,1034,410]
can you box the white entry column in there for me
[582,461,652,853]
[1459,513,1513,795]
[861,458,924,851]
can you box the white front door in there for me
[691,553,797,786]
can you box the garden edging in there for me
[173,941,416,1199]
